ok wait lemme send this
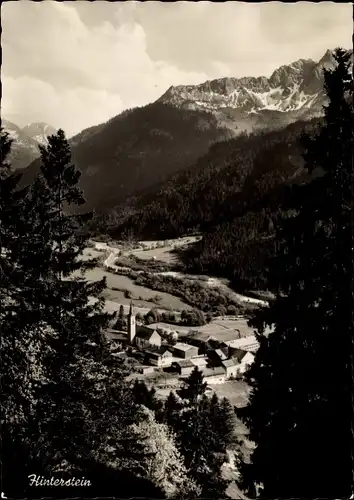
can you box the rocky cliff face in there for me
[157,49,351,131]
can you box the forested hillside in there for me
[108,118,322,290]
[20,103,232,212]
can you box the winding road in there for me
[92,240,269,308]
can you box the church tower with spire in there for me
[127,301,136,344]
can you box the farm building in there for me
[221,350,255,378]
[172,342,199,359]
[188,332,216,343]
[222,358,241,379]
[208,347,228,365]
[174,359,195,376]
[190,356,208,368]
[145,347,174,367]
[206,338,224,351]
[225,335,259,352]
[202,366,226,384]
[185,333,219,354]
[233,350,255,373]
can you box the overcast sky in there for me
[2,1,352,137]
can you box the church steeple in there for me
[128,300,136,344]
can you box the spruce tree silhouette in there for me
[177,366,208,405]
[239,48,353,499]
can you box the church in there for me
[127,303,162,350]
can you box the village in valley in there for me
[89,236,270,407]
[106,302,257,384]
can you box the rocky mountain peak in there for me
[318,49,336,67]
[157,50,347,119]
[22,122,58,146]
[2,119,57,170]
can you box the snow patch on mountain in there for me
[2,120,57,170]
[22,122,58,146]
[157,50,352,122]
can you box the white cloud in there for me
[2,76,124,137]
[1,1,352,136]
[2,1,208,136]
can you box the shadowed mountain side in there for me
[107,118,322,291]
[110,118,320,239]
[19,103,232,213]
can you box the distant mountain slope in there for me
[21,122,58,146]
[20,103,233,212]
[2,120,57,170]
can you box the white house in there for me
[222,349,255,378]
[145,347,173,367]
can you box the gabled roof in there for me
[188,332,216,343]
[176,359,195,368]
[203,366,226,377]
[228,348,251,362]
[225,335,259,351]
[135,326,160,340]
[214,348,228,361]
[145,346,173,359]
[207,338,223,350]
[222,358,240,368]
[173,342,196,352]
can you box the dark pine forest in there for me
[104,118,322,292]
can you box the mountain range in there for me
[17,49,352,214]
[2,120,57,170]
[159,50,337,113]
[157,49,342,133]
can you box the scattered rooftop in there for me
[225,335,259,351]
[145,346,173,358]
[214,348,228,361]
[187,332,217,343]
[202,366,226,377]
[228,348,253,362]
[173,342,196,352]
[175,359,195,368]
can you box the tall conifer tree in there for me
[5,129,111,481]
[239,48,353,498]
[177,366,208,405]
[0,129,52,496]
